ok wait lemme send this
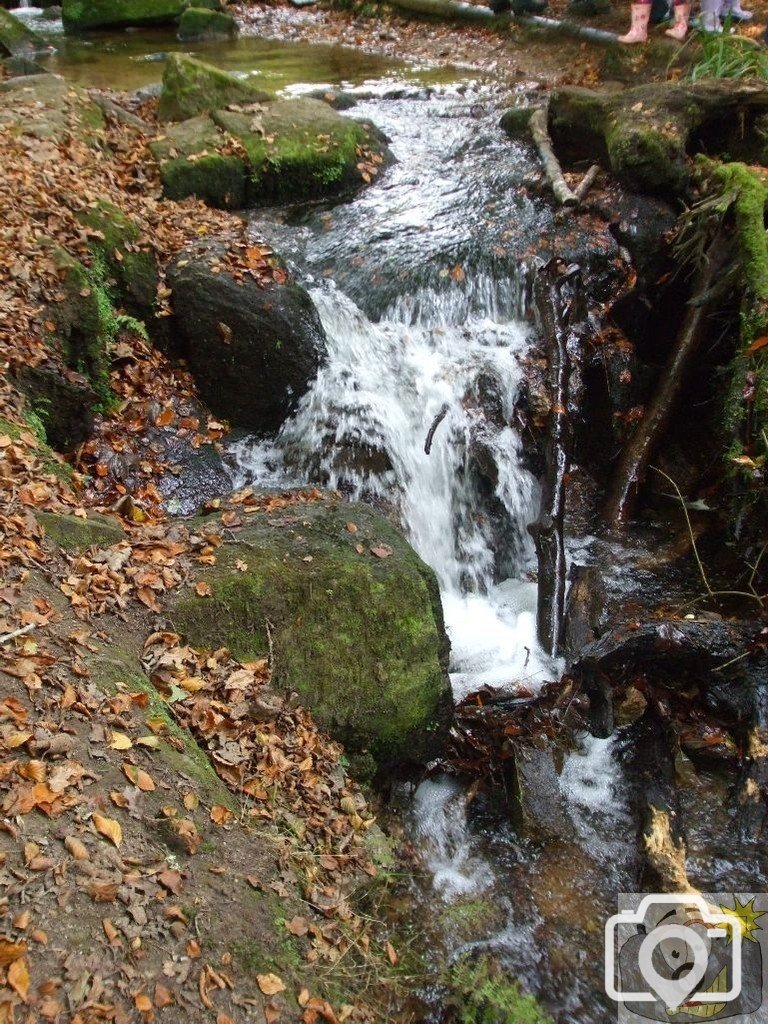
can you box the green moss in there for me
[77,200,158,318]
[177,6,238,40]
[158,53,273,123]
[213,101,372,205]
[444,955,553,1024]
[36,510,125,552]
[160,153,247,209]
[172,500,450,769]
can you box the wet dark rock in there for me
[15,365,96,452]
[2,54,46,75]
[306,87,358,111]
[167,242,326,435]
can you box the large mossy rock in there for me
[167,242,326,434]
[36,510,126,552]
[177,5,237,40]
[548,79,768,195]
[150,114,248,208]
[0,8,45,55]
[158,53,272,123]
[152,55,387,207]
[62,0,184,31]
[172,497,452,769]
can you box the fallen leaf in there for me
[93,813,122,848]
[8,957,30,1001]
[195,581,212,598]
[257,974,286,996]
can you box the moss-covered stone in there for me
[62,0,184,31]
[158,53,272,123]
[499,105,536,139]
[0,7,45,56]
[171,497,451,769]
[150,115,247,208]
[177,6,238,40]
[214,99,376,205]
[0,416,74,484]
[36,510,125,552]
[77,200,158,318]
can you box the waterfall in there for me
[231,273,559,700]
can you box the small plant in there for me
[689,31,768,82]
[443,955,553,1024]
[23,404,49,446]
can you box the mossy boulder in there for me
[150,114,247,209]
[152,62,388,208]
[171,497,452,769]
[549,79,768,196]
[167,242,326,433]
[36,510,126,552]
[214,99,382,206]
[16,365,97,450]
[177,6,237,40]
[158,53,272,123]
[62,0,184,31]
[77,200,158,319]
[0,7,45,55]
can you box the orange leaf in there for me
[746,334,768,354]
[8,957,30,1001]
[0,940,27,966]
[195,581,212,598]
[123,764,155,792]
[256,973,286,996]
[210,805,233,825]
[93,813,122,848]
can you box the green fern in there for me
[444,955,553,1024]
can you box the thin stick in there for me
[424,403,449,455]
[574,163,600,203]
[0,622,36,645]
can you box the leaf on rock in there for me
[93,813,122,848]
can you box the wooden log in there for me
[574,162,600,203]
[603,247,718,525]
[529,107,578,207]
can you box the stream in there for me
[22,12,768,1018]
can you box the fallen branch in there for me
[529,107,578,207]
[424,402,449,455]
[603,244,720,525]
[0,622,36,645]
[574,163,600,203]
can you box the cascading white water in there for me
[232,274,559,704]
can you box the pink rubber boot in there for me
[619,3,650,42]
[665,2,690,37]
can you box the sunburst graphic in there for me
[718,896,766,943]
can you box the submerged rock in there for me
[171,496,452,769]
[0,8,46,56]
[176,6,238,40]
[62,0,185,31]
[167,242,326,434]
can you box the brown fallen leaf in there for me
[123,763,155,792]
[195,581,212,598]
[257,973,286,996]
[64,835,90,861]
[93,813,122,848]
[8,957,30,1001]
